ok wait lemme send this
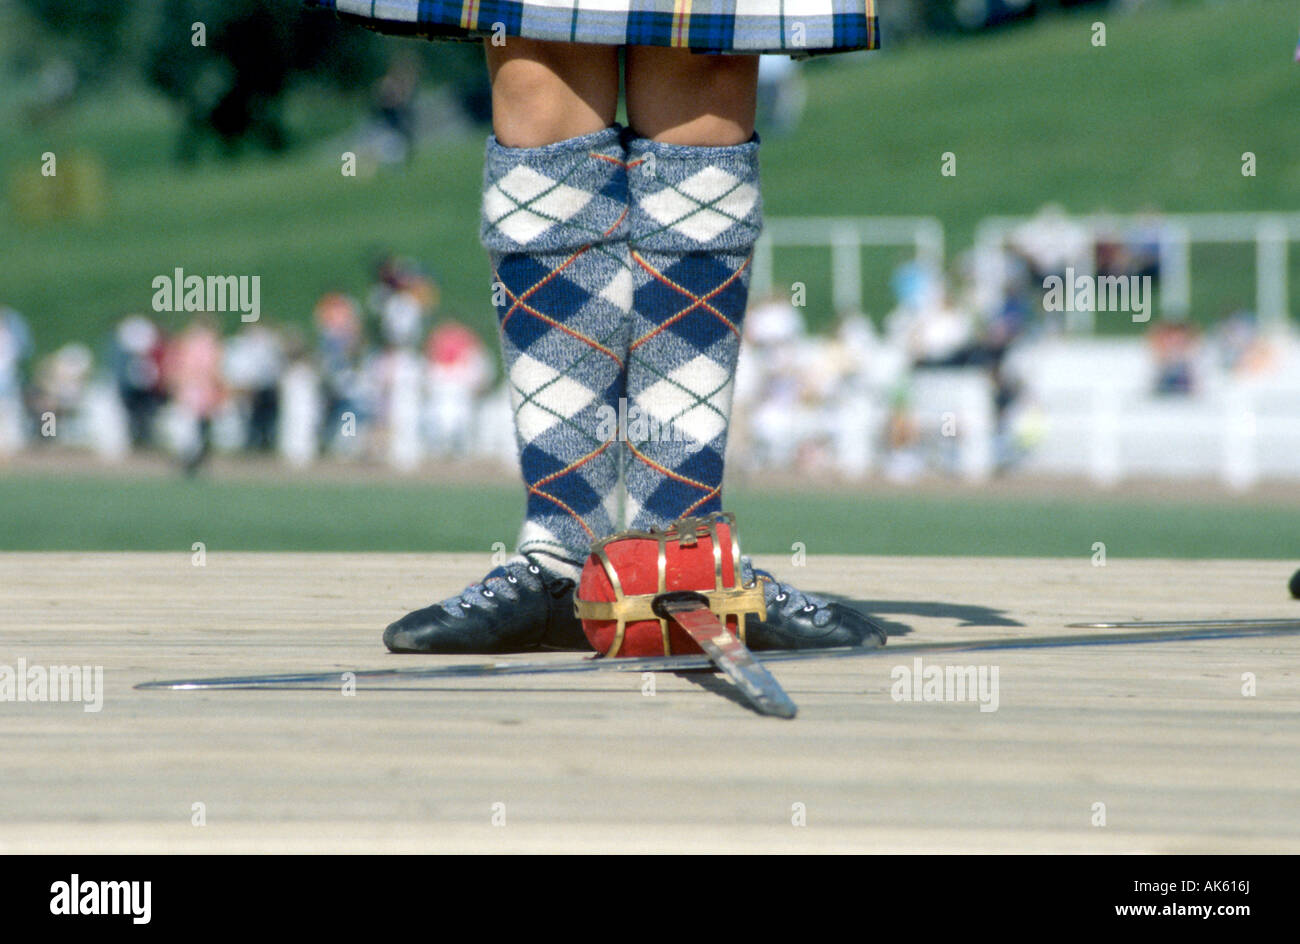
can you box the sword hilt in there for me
[651,590,714,620]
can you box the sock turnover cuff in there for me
[624,133,763,253]
[480,125,631,254]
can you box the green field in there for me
[3,3,1297,560]
[2,0,1297,356]
[2,471,1296,558]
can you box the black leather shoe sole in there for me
[384,576,589,654]
[383,603,548,653]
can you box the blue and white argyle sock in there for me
[481,125,633,579]
[622,134,763,529]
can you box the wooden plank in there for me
[1,553,1297,852]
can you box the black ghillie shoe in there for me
[383,556,590,654]
[739,558,887,651]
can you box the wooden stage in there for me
[2,553,1298,853]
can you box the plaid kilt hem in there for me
[308,0,879,57]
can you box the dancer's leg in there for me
[621,49,883,651]
[385,40,628,653]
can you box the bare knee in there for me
[486,39,619,147]
[625,47,759,145]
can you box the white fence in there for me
[757,211,1298,332]
[748,213,1300,486]
[1003,337,1300,488]
[974,212,1299,332]
[751,216,945,312]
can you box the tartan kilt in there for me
[307,0,879,57]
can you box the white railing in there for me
[752,216,945,312]
[1003,337,1300,488]
[974,211,1300,333]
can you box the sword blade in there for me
[662,602,798,719]
[1067,618,1300,630]
[135,620,1300,691]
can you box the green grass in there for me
[1,0,1297,356]
[2,472,1295,558]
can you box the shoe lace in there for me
[740,556,832,625]
[441,556,548,616]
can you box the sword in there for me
[651,590,798,719]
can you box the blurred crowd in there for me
[0,209,1288,481]
[0,254,498,473]
[732,205,1286,481]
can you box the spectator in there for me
[163,315,225,474]
[314,292,367,453]
[1211,308,1277,377]
[224,323,285,451]
[424,319,492,457]
[892,289,976,368]
[0,306,33,456]
[1148,319,1201,396]
[368,253,441,349]
[370,53,421,165]
[30,343,94,445]
[278,328,324,468]
[110,314,166,448]
[1009,203,1092,287]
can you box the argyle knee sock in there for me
[622,134,762,528]
[480,125,633,579]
